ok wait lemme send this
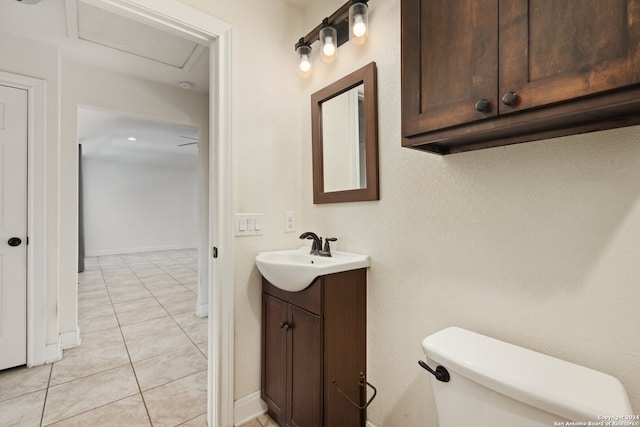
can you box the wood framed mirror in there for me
[311,62,378,204]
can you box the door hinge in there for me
[212,246,218,258]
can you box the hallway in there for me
[0,249,208,426]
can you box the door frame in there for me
[0,71,50,368]
[77,1,235,425]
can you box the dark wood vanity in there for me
[261,269,367,427]
[401,0,640,154]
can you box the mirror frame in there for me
[311,62,379,204]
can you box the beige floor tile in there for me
[159,295,197,315]
[77,281,106,293]
[120,316,177,341]
[258,414,279,427]
[116,304,169,326]
[77,295,112,309]
[70,326,123,356]
[78,288,109,301]
[121,317,193,362]
[50,341,129,386]
[0,364,51,402]
[143,370,207,427]
[126,329,194,362]
[237,419,262,427]
[178,413,207,426]
[133,344,206,391]
[112,296,162,315]
[108,285,152,303]
[78,305,119,333]
[42,365,139,425]
[0,389,46,427]
[149,285,193,299]
[46,394,150,427]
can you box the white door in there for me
[0,84,28,370]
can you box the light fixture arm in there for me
[294,0,369,51]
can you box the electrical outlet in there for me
[284,211,296,233]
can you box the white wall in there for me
[177,0,307,401]
[82,155,199,256]
[298,1,640,425]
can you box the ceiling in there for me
[0,0,208,163]
[0,0,210,93]
[79,108,199,167]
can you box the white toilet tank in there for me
[421,327,633,427]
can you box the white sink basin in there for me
[255,248,369,292]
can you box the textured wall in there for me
[299,0,640,425]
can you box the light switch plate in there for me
[235,213,264,236]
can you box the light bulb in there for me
[323,37,336,57]
[353,14,366,37]
[299,54,311,73]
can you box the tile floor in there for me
[237,414,278,427]
[0,249,209,427]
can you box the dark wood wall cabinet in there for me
[401,0,640,154]
[261,269,368,427]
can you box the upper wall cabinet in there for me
[401,0,640,154]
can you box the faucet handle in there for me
[321,238,337,257]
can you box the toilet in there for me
[421,327,633,427]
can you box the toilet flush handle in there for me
[418,360,450,382]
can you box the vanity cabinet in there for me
[401,0,640,154]
[261,269,367,427]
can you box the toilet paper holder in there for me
[331,372,377,410]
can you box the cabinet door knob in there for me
[279,321,290,330]
[474,99,491,113]
[502,91,518,106]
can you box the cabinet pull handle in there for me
[474,98,491,113]
[279,321,290,330]
[502,91,519,106]
[331,372,377,410]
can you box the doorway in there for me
[83,2,235,426]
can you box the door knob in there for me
[502,91,519,106]
[8,237,22,247]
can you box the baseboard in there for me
[234,391,267,426]
[195,302,208,318]
[39,341,62,366]
[86,244,197,257]
[60,327,81,349]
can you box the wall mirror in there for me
[311,62,378,203]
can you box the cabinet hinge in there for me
[212,246,218,258]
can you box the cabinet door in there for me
[262,294,287,423]
[287,305,322,427]
[499,0,640,114]
[401,0,498,135]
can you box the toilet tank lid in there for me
[422,327,632,422]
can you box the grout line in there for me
[38,364,53,427]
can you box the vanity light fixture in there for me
[296,39,312,77]
[294,0,370,77]
[320,19,338,63]
[349,0,369,45]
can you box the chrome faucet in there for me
[299,232,322,255]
